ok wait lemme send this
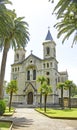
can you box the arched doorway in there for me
[27,92,33,104]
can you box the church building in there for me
[11,29,68,107]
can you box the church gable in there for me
[24,53,42,62]
[24,82,37,92]
[22,53,42,69]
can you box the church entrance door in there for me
[27,92,33,104]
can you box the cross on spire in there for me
[48,26,50,30]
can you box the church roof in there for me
[59,71,68,75]
[11,53,42,66]
[45,29,53,41]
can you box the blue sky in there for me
[0,0,77,84]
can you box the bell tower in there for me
[42,28,58,99]
[43,28,56,59]
[14,48,26,63]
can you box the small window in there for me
[18,67,19,71]
[30,60,32,63]
[15,68,17,72]
[43,63,45,68]
[12,68,14,72]
[47,63,49,68]
[46,72,50,75]
[50,62,52,67]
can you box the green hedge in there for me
[0,100,6,116]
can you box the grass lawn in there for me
[3,107,15,116]
[0,107,14,129]
[36,108,77,119]
[0,121,12,130]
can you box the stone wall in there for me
[59,97,77,108]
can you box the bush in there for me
[0,100,6,116]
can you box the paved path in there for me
[12,108,77,130]
[1,108,77,130]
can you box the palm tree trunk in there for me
[69,86,71,109]
[40,92,42,108]
[0,42,9,99]
[44,94,47,112]
[9,91,12,112]
[61,86,64,109]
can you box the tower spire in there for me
[45,27,53,41]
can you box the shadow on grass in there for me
[62,109,74,112]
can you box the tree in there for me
[37,76,47,108]
[39,82,52,112]
[57,82,65,109]
[6,80,18,112]
[50,0,77,46]
[53,0,77,18]
[65,80,76,109]
[0,1,29,99]
[71,85,77,97]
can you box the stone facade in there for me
[11,30,68,107]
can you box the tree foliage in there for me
[57,82,65,109]
[37,76,52,112]
[6,80,18,112]
[37,76,47,108]
[0,0,29,99]
[50,0,77,46]
[64,80,76,108]
[40,82,52,112]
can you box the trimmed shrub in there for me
[0,100,6,116]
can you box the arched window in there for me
[33,69,36,80]
[47,63,49,68]
[27,70,30,80]
[43,63,45,68]
[16,53,19,60]
[46,47,50,55]
[18,67,19,71]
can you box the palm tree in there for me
[37,76,47,108]
[57,82,65,109]
[0,0,13,37]
[52,0,77,18]
[40,82,52,112]
[51,0,77,45]
[65,80,76,109]
[54,10,77,45]
[0,3,29,99]
[6,80,18,112]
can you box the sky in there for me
[0,0,77,84]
